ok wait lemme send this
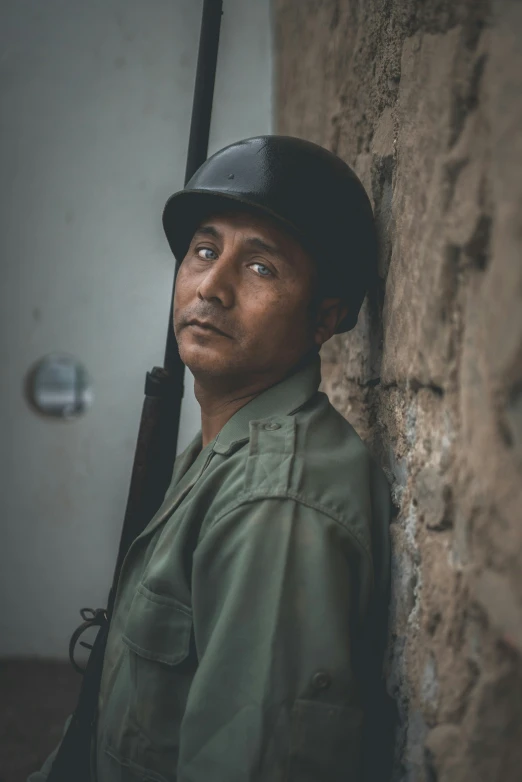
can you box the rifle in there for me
[46,3,223,779]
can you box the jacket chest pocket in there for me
[123,584,193,665]
[118,584,196,770]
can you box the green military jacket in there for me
[32,355,390,782]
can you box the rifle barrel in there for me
[112,0,223,595]
[46,6,224,779]
[185,0,223,185]
[165,0,223,373]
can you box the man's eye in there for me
[249,262,273,278]
[197,247,217,260]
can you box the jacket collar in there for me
[212,352,321,456]
[134,354,322,548]
[170,432,203,486]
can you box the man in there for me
[32,136,391,781]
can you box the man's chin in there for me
[178,340,239,378]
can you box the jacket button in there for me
[264,422,281,431]
[311,671,331,691]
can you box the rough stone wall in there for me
[274,2,522,780]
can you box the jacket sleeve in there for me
[27,747,59,782]
[26,715,72,782]
[177,496,374,782]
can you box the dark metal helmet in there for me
[162,135,377,332]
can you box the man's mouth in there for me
[186,319,232,339]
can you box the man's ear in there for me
[313,298,349,347]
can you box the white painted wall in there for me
[0,0,272,658]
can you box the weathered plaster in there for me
[275,1,522,779]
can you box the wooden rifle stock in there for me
[47,3,223,779]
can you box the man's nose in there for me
[196,252,236,308]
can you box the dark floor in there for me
[0,659,81,782]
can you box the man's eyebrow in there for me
[244,236,280,257]
[193,226,281,258]
[193,225,221,241]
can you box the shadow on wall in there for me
[0,660,80,782]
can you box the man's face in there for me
[173,210,320,384]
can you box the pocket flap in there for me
[122,584,192,666]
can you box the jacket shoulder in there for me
[241,392,389,549]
